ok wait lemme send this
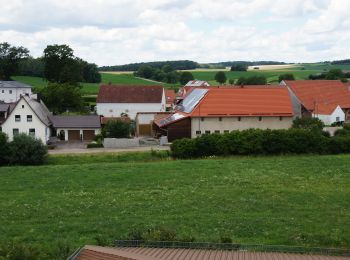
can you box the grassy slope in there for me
[0,154,349,253]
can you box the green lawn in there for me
[0,154,349,256]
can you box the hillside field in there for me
[0,153,349,256]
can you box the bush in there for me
[8,134,48,165]
[87,142,104,148]
[292,117,324,132]
[0,132,10,166]
[103,120,130,138]
[171,138,197,159]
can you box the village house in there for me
[0,81,32,103]
[1,94,51,143]
[154,87,294,141]
[96,85,166,119]
[281,80,350,124]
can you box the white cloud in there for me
[0,0,349,65]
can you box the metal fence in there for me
[115,240,350,257]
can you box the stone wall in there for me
[103,138,140,148]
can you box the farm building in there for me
[50,115,101,141]
[1,94,52,143]
[154,87,294,141]
[281,80,350,124]
[135,112,171,137]
[0,81,32,103]
[96,85,166,119]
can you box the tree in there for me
[179,71,194,85]
[278,73,295,82]
[81,62,101,83]
[325,69,345,80]
[236,75,266,85]
[103,120,130,138]
[230,64,247,71]
[215,71,227,84]
[40,83,83,114]
[135,65,154,79]
[164,71,179,83]
[162,64,174,73]
[0,42,29,80]
[8,134,48,165]
[292,117,324,132]
[18,57,44,77]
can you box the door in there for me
[68,130,80,141]
[138,124,152,136]
[83,130,95,140]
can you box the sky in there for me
[0,0,349,66]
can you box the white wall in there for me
[136,113,155,124]
[1,99,50,143]
[56,128,101,141]
[0,87,32,103]
[315,106,345,125]
[96,103,165,119]
[191,116,293,138]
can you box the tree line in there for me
[99,60,198,71]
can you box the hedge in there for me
[171,128,350,159]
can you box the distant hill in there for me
[331,59,350,65]
[99,60,199,71]
[200,61,288,69]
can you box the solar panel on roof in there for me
[158,113,185,127]
[178,89,208,113]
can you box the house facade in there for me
[155,87,294,141]
[96,85,166,119]
[281,80,350,124]
[0,81,32,103]
[1,95,51,143]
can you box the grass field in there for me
[0,153,349,256]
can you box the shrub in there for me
[87,142,104,148]
[103,120,130,138]
[171,138,197,159]
[0,132,10,166]
[292,117,324,132]
[143,226,177,242]
[8,134,48,165]
[0,241,40,260]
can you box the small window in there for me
[195,130,201,135]
[279,116,283,121]
[1,90,4,93]
[214,130,220,134]
[13,128,19,136]
[205,130,211,134]
[29,128,35,137]
[219,117,222,121]
[9,90,12,94]
[201,117,205,122]
[224,130,229,133]
[22,105,24,109]
[27,115,32,122]
[238,117,241,121]
[15,115,21,122]
[258,116,262,121]
[336,116,340,122]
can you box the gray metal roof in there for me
[50,115,101,128]
[0,81,32,89]
[23,96,51,126]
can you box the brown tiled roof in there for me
[165,89,176,105]
[97,85,164,103]
[72,246,349,260]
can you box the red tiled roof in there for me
[190,88,293,117]
[165,89,176,104]
[97,85,164,103]
[284,80,350,111]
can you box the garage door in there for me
[83,130,95,140]
[68,130,80,141]
[138,124,152,136]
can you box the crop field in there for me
[0,153,349,256]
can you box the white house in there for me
[96,85,166,119]
[314,104,345,125]
[1,95,51,143]
[0,81,32,103]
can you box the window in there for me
[15,115,21,122]
[205,130,211,134]
[27,115,32,122]
[9,90,12,94]
[219,117,222,121]
[196,130,201,135]
[214,130,220,134]
[13,128,19,136]
[201,117,205,122]
[238,117,241,121]
[336,116,340,122]
[22,105,24,109]
[279,116,283,121]
[224,130,229,133]
[29,128,35,137]
[258,116,262,121]
[1,90,3,93]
